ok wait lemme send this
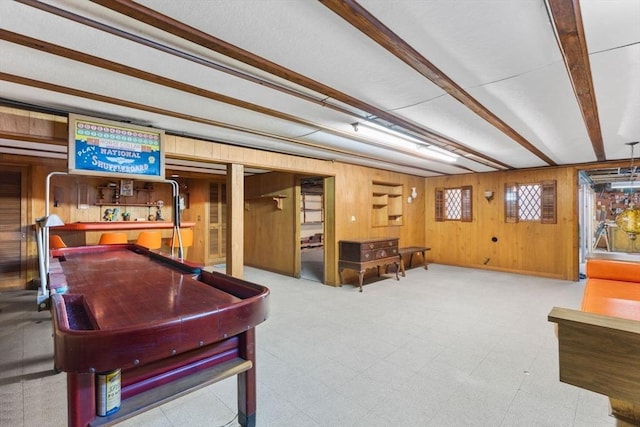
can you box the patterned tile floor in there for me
[0,264,632,427]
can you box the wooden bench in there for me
[398,246,431,277]
[548,257,640,424]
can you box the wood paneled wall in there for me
[1,106,581,289]
[425,167,578,280]
[330,163,426,285]
[243,172,297,276]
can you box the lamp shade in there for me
[36,213,65,227]
[615,207,640,239]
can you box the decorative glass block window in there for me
[505,180,556,223]
[435,186,472,222]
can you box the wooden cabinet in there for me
[338,238,399,292]
[372,182,403,226]
[339,238,398,261]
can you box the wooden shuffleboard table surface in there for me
[49,244,269,427]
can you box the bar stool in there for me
[168,228,193,258]
[50,234,67,249]
[135,231,162,250]
[98,232,128,245]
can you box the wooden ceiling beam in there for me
[0,29,466,175]
[0,70,455,175]
[320,0,557,166]
[87,0,510,170]
[546,0,606,161]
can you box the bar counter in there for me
[50,221,196,246]
[53,221,195,231]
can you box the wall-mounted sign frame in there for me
[68,113,165,180]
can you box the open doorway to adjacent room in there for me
[579,164,640,266]
[300,177,324,282]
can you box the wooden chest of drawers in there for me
[339,238,399,261]
[338,238,399,292]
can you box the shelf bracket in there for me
[272,196,285,210]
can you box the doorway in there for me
[300,177,324,282]
[580,166,640,258]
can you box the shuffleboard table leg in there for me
[67,372,95,427]
[238,328,257,427]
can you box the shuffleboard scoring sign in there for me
[68,113,165,180]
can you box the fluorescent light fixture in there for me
[611,181,640,189]
[425,144,459,158]
[352,121,423,147]
[352,121,458,162]
[419,145,459,162]
[410,145,459,162]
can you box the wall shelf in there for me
[97,182,155,206]
[301,193,323,223]
[371,182,403,227]
[245,194,287,210]
[96,181,161,221]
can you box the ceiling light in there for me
[417,145,459,162]
[610,181,640,189]
[351,121,458,162]
[424,144,459,158]
[352,121,423,146]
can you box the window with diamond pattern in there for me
[504,181,556,223]
[435,186,472,222]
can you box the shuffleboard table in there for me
[48,244,269,427]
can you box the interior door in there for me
[0,166,28,290]
[208,181,227,264]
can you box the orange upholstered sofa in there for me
[549,257,640,424]
[581,258,640,320]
